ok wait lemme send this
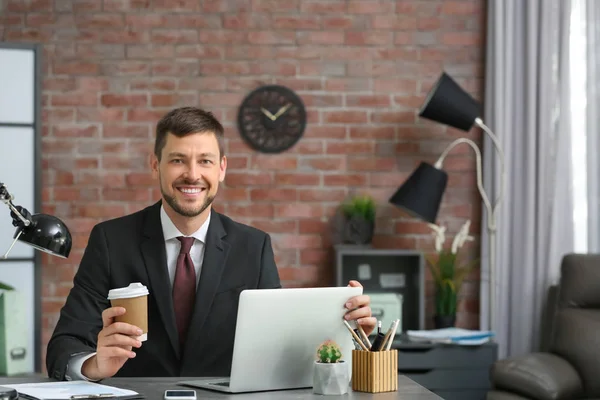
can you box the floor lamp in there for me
[388,72,505,333]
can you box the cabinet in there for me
[392,337,497,400]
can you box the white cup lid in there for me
[107,282,149,300]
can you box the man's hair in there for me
[154,107,225,161]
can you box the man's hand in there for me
[82,307,142,381]
[344,280,377,336]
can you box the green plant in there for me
[0,283,14,291]
[316,340,343,363]
[426,220,479,317]
[341,195,376,223]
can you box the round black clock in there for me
[237,84,307,153]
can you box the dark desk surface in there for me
[0,375,442,399]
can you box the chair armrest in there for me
[490,352,583,400]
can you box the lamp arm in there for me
[0,183,31,227]
[434,120,505,233]
[434,138,494,229]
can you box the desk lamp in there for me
[389,72,505,332]
[0,182,72,259]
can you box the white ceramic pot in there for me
[312,360,350,395]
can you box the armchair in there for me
[487,254,600,400]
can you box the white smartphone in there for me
[164,389,197,400]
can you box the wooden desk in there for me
[0,375,442,399]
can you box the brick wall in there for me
[1,0,486,369]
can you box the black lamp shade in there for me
[15,214,72,258]
[389,162,448,224]
[419,72,481,132]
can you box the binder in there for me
[1,381,144,400]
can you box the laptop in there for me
[179,286,362,393]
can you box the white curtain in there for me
[481,0,575,359]
[583,0,600,253]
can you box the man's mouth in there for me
[176,186,206,196]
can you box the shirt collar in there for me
[160,204,210,243]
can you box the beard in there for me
[160,175,215,218]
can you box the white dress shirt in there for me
[65,205,210,381]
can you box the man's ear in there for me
[219,155,227,182]
[150,153,159,179]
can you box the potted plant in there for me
[332,195,376,245]
[312,340,349,395]
[426,220,479,329]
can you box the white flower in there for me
[427,223,446,252]
[451,219,474,254]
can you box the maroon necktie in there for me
[173,236,196,348]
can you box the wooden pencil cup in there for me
[351,349,398,393]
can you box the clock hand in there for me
[260,107,276,121]
[272,103,292,120]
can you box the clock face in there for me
[237,85,307,153]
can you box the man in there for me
[46,107,375,381]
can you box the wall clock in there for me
[237,84,307,153]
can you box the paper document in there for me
[3,380,142,400]
[407,328,494,345]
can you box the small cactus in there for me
[316,340,343,363]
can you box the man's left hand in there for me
[344,280,377,336]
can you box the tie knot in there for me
[177,236,194,254]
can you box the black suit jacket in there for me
[46,201,281,380]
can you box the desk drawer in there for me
[401,369,491,390]
[397,345,496,369]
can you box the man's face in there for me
[151,132,226,218]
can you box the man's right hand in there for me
[81,307,142,381]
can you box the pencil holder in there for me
[351,349,398,393]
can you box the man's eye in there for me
[171,159,182,163]
[200,159,212,164]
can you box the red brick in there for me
[250,188,297,202]
[53,125,99,138]
[348,0,394,14]
[275,204,323,218]
[228,204,274,218]
[299,157,345,171]
[347,157,397,171]
[298,189,346,202]
[326,142,374,154]
[300,1,346,13]
[323,111,368,124]
[226,172,273,186]
[275,173,320,186]
[101,94,148,107]
[323,174,368,186]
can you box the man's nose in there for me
[184,162,201,181]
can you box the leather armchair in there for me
[487,254,600,400]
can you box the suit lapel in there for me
[184,212,230,354]
[140,201,181,359]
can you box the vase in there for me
[434,315,456,329]
[312,360,350,395]
[342,215,374,245]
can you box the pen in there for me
[70,394,115,399]
[343,320,369,351]
[370,321,385,351]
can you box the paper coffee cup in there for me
[107,282,149,341]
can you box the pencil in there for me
[356,323,371,349]
[384,319,400,350]
[379,320,396,351]
[343,320,369,351]
[381,319,399,350]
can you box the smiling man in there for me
[45,107,376,381]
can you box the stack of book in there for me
[406,328,495,345]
